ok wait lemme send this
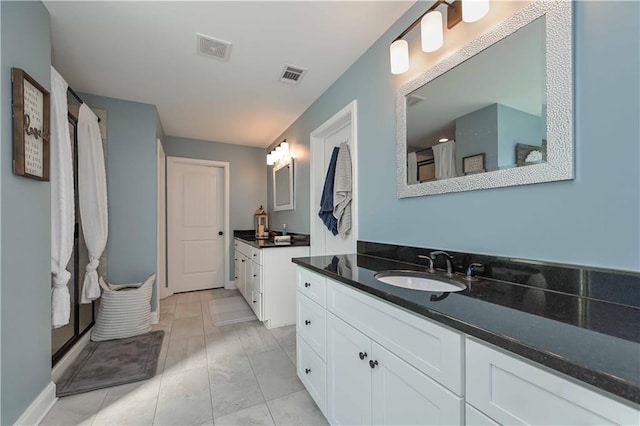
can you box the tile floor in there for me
[42,289,328,426]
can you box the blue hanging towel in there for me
[318,147,340,235]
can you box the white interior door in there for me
[168,158,225,293]
[157,139,167,302]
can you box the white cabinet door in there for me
[371,342,463,426]
[238,254,248,300]
[327,313,372,426]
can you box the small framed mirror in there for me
[273,159,294,211]
[397,1,572,198]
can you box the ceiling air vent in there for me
[279,64,307,85]
[197,33,232,61]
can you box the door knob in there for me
[369,360,379,369]
[359,352,368,360]
[218,231,223,236]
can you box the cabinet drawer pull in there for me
[305,368,311,374]
[253,274,257,278]
[253,300,256,304]
[304,282,311,288]
[241,259,245,263]
[305,320,311,325]
[359,352,368,360]
[369,360,379,369]
[253,254,256,257]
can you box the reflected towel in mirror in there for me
[432,140,457,180]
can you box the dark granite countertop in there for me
[234,230,310,249]
[292,254,640,405]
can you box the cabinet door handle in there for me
[304,320,311,325]
[369,360,379,369]
[241,259,245,263]
[253,254,256,257]
[304,282,311,288]
[305,368,311,374]
[253,274,257,278]
[359,352,368,360]
[253,300,256,304]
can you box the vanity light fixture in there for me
[267,139,290,166]
[390,0,489,75]
[439,138,449,142]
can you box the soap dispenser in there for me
[282,224,287,236]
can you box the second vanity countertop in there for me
[292,254,640,406]
[234,230,310,249]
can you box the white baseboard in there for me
[14,381,57,426]
[51,328,92,384]
[151,310,159,324]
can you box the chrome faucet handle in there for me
[417,255,436,272]
[465,263,484,281]
[429,251,454,276]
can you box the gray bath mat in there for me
[210,296,257,326]
[56,330,164,397]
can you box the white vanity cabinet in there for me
[295,265,640,426]
[234,238,308,328]
[465,338,640,426]
[296,267,464,425]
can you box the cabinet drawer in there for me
[327,279,463,395]
[250,247,262,265]
[297,267,326,307]
[465,404,499,426]
[296,292,327,360]
[250,288,262,321]
[466,338,640,425]
[235,239,251,257]
[250,261,262,293]
[297,335,327,416]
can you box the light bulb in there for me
[462,0,490,23]
[266,154,274,165]
[390,39,409,75]
[421,11,444,53]
[280,141,289,157]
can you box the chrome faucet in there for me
[465,263,484,281]
[429,251,454,276]
[417,254,436,273]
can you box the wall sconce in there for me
[267,139,290,166]
[390,0,490,74]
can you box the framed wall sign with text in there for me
[12,68,50,181]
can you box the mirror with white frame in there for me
[397,1,572,198]
[273,159,294,211]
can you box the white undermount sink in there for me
[374,270,466,292]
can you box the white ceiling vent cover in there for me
[279,65,307,85]
[197,33,232,61]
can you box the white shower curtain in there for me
[50,67,74,328]
[432,140,457,180]
[78,103,108,304]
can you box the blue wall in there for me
[456,104,498,173]
[1,2,52,423]
[163,136,268,279]
[79,93,160,308]
[497,104,544,168]
[267,1,640,272]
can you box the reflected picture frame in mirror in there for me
[397,1,572,198]
[273,158,295,211]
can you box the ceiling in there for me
[44,1,414,147]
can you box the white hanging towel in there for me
[407,151,418,184]
[432,140,457,180]
[78,103,108,303]
[333,142,352,238]
[50,67,75,328]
